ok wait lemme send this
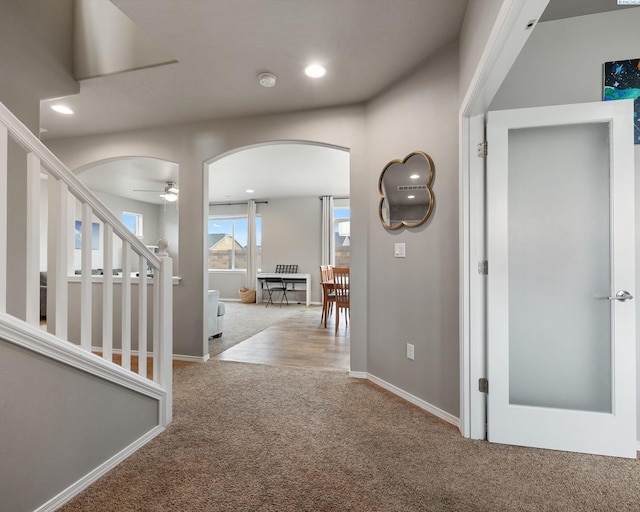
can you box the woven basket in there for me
[239,286,256,303]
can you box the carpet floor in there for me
[60,358,639,511]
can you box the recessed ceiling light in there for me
[305,64,326,78]
[407,195,415,199]
[410,174,420,180]
[246,189,254,193]
[50,104,74,115]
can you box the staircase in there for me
[0,100,173,511]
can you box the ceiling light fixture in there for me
[246,189,254,193]
[409,174,420,180]
[161,191,178,202]
[305,64,326,78]
[407,195,415,199]
[160,181,179,202]
[51,104,74,115]
[258,73,277,88]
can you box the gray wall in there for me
[260,197,322,303]
[46,107,368,363]
[488,7,640,441]
[0,340,158,511]
[365,41,461,416]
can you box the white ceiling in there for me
[49,0,468,203]
[39,0,469,141]
[209,143,350,204]
[51,0,627,204]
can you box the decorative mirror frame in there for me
[378,151,435,230]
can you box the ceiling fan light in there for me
[162,192,178,202]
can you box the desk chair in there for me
[276,264,299,301]
[264,277,289,307]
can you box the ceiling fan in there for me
[133,181,179,202]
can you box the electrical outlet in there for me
[394,242,406,258]
[406,343,414,360]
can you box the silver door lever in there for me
[607,290,634,301]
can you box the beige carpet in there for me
[60,359,639,511]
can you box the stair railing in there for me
[0,101,172,425]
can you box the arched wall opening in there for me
[71,156,180,275]
[203,140,350,359]
[205,140,349,300]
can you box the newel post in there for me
[157,238,173,426]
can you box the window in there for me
[208,216,261,270]
[334,206,350,267]
[123,211,143,237]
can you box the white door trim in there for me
[458,0,550,438]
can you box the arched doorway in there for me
[74,156,180,273]
[204,141,350,369]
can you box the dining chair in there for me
[319,265,336,327]
[332,267,349,333]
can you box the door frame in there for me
[459,0,550,439]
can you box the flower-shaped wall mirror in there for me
[378,151,435,230]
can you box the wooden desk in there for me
[256,273,311,306]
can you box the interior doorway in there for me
[204,141,351,370]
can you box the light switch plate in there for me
[394,242,406,258]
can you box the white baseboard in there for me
[349,371,459,429]
[36,425,166,512]
[174,353,210,363]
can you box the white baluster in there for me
[0,125,7,313]
[80,203,92,351]
[152,267,160,383]
[26,153,41,326]
[102,223,113,362]
[121,241,131,370]
[47,178,68,338]
[138,254,147,378]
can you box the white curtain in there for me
[321,195,335,266]
[246,199,257,288]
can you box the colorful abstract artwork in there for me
[603,59,640,144]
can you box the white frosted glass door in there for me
[508,123,611,413]
[487,100,636,458]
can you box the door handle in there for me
[607,290,634,302]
